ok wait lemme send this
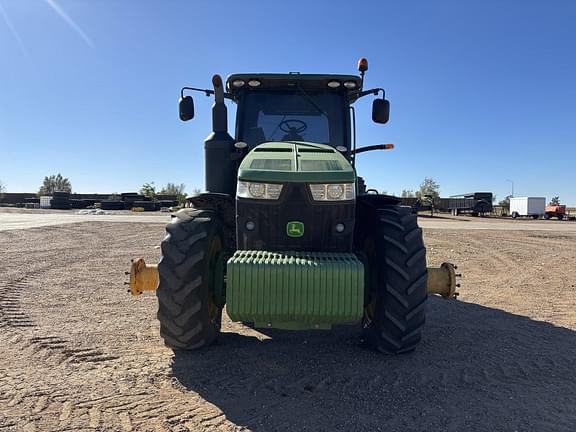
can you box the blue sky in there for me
[0,0,575,204]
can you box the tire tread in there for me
[364,205,428,354]
[156,209,223,350]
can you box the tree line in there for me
[400,177,441,200]
[0,174,566,208]
[29,174,197,204]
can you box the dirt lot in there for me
[0,215,575,431]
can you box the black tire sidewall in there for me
[363,205,428,354]
[156,209,226,349]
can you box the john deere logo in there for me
[286,221,304,238]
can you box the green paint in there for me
[238,142,355,183]
[286,221,304,237]
[226,250,365,330]
[211,251,226,308]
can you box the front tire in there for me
[156,209,226,350]
[363,206,428,354]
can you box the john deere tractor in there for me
[128,59,458,354]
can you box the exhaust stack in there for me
[211,75,228,132]
[204,74,236,195]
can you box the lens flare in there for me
[0,0,29,58]
[43,0,94,47]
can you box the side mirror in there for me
[179,96,195,121]
[372,98,390,124]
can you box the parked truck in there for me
[509,197,546,219]
[544,205,566,220]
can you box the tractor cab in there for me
[227,73,363,153]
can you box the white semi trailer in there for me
[509,197,546,219]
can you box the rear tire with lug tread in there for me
[156,208,226,350]
[363,205,428,354]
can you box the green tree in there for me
[549,196,560,205]
[108,193,122,201]
[0,180,6,200]
[140,182,156,199]
[498,195,511,211]
[415,177,440,200]
[401,189,415,198]
[38,173,72,195]
[160,182,186,203]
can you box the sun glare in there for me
[0,0,29,58]
[0,0,93,58]
[43,0,94,47]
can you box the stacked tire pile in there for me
[133,200,156,211]
[24,198,40,208]
[157,199,178,209]
[70,199,88,209]
[50,191,71,210]
[100,200,126,211]
[83,199,98,208]
[121,193,145,210]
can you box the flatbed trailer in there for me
[449,192,493,216]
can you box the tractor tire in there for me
[156,209,226,350]
[363,205,428,354]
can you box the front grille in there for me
[236,183,354,252]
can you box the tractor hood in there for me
[238,142,355,183]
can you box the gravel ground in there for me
[0,219,575,431]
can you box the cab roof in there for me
[226,73,363,102]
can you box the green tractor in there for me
[128,59,458,354]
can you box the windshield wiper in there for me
[295,84,328,119]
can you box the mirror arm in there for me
[351,144,394,155]
[353,87,385,100]
[180,87,234,100]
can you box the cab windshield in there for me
[237,91,346,149]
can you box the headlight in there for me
[309,183,355,201]
[237,181,283,200]
[248,183,265,198]
[327,184,345,199]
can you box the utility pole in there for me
[506,179,514,197]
